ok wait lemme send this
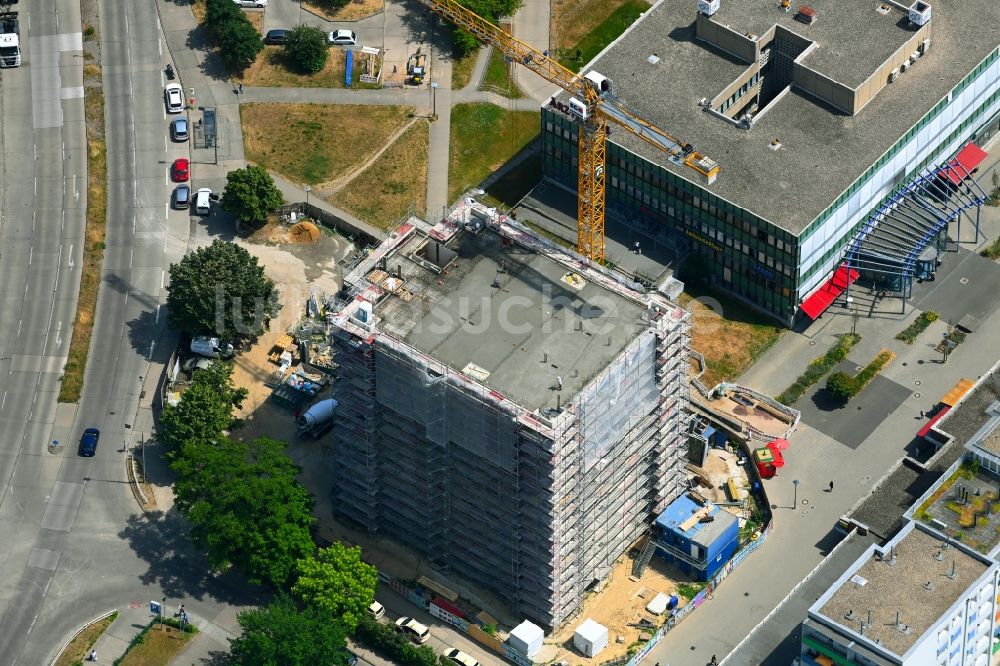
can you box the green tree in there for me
[166,239,279,342]
[158,361,248,452]
[205,0,243,26]
[230,594,353,666]
[221,165,284,225]
[216,16,264,70]
[825,371,856,403]
[353,615,439,666]
[450,0,524,56]
[171,436,316,586]
[284,25,330,75]
[292,543,378,631]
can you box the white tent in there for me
[573,618,609,657]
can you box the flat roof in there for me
[560,0,1000,234]
[655,495,739,547]
[714,0,912,88]
[817,525,989,656]
[371,227,649,413]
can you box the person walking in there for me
[238,83,244,94]
[828,481,834,492]
[89,649,97,662]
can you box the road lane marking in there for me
[28,246,32,265]
[161,270,165,288]
[68,244,74,267]
[55,321,63,349]
[1,391,5,410]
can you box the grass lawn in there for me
[677,285,783,388]
[480,47,523,98]
[554,0,651,71]
[54,611,117,666]
[451,48,480,90]
[449,104,539,202]
[333,120,429,229]
[237,47,347,88]
[119,626,194,666]
[60,58,107,403]
[303,0,384,21]
[483,153,541,208]
[242,103,413,186]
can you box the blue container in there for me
[345,50,354,86]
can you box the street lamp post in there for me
[304,185,311,216]
[792,479,800,508]
[431,82,438,119]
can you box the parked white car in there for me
[164,83,183,114]
[368,601,385,620]
[233,0,267,7]
[327,29,357,46]
[395,617,430,644]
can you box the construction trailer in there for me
[324,202,691,628]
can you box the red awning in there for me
[940,142,988,186]
[800,265,860,320]
[918,405,952,439]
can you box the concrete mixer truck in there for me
[297,398,338,439]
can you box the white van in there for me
[368,601,385,620]
[395,617,430,644]
[195,188,212,215]
[190,336,234,359]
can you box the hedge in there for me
[895,311,938,344]
[825,349,895,403]
[353,616,440,666]
[776,333,861,405]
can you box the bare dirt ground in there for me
[303,0,384,21]
[227,224,348,437]
[546,555,687,664]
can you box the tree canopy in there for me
[171,436,316,586]
[284,25,330,75]
[451,0,524,55]
[158,361,247,452]
[166,239,279,342]
[205,0,263,69]
[220,165,284,225]
[292,543,378,632]
[230,594,353,666]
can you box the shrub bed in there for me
[825,349,895,403]
[895,311,938,344]
[776,333,861,405]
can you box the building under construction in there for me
[326,202,691,627]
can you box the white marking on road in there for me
[149,340,156,360]
[129,247,134,268]
[132,215,136,235]
[161,270,165,289]
[28,246,32,265]
[16,320,21,338]
[72,173,79,201]
[156,303,161,324]
[1,392,5,410]
[55,321,63,349]
[164,136,167,152]
[68,244,74,268]
[54,244,63,289]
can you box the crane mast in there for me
[415,0,718,264]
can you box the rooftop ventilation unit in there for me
[909,1,931,26]
[584,71,613,95]
[795,6,817,24]
[698,0,720,17]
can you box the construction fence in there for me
[382,572,533,666]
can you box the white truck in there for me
[0,13,20,68]
[296,398,338,439]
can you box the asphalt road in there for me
[0,0,91,661]
[0,0,249,662]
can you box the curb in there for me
[126,451,151,509]
[48,608,117,666]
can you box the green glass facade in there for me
[542,111,800,321]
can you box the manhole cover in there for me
[802,499,810,506]
[915,380,922,386]
[809,340,816,346]
[855,366,863,372]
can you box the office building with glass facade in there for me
[541,0,1000,324]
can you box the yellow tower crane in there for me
[414,0,720,263]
